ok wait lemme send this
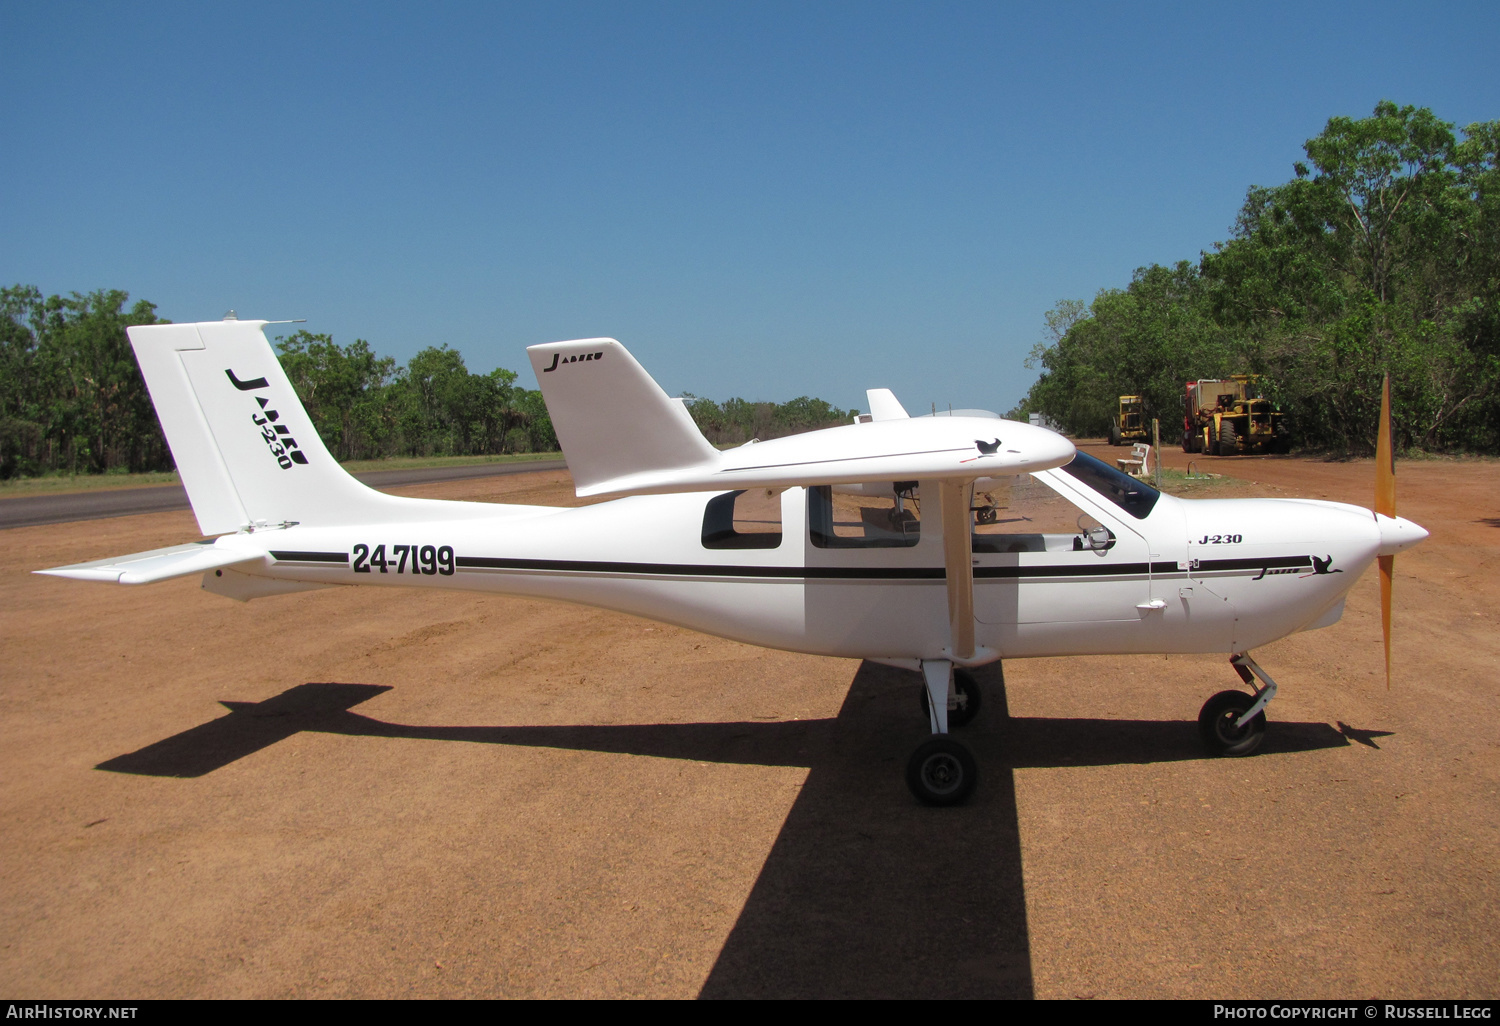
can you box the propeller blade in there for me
[1375,373,1396,519]
[1379,554,1394,690]
[1375,372,1395,688]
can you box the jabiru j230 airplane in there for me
[38,317,1429,805]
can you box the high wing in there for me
[530,337,1078,664]
[565,416,1072,498]
[528,339,1075,499]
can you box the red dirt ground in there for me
[2,451,1496,998]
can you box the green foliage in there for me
[275,331,396,460]
[1020,102,1500,453]
[275,336,542,461]
[0,285,167,478]
[680,392,854,445]
[0,289,852,477]
[1020,267,1234,436]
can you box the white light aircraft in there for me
[39,318,1430,804]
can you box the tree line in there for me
[1015,102,1499,453]
[0,287,853,478]
[681,393,856,445]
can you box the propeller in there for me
[1374,373,1396,689]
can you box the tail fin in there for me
[129,318,408,534]
[527,338,717,497]
[865,388,910,421]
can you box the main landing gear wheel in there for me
[906,737,978,806]
[919,668,983,728]
[1198,690,1266,757]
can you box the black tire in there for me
[919,668,983,728]
[1198,690,1266,757]
[1273,422,1292,454]
[1217,420,1238,456]
[906,737,978,806]
[1181,430,1195,453]
[1109,423,1121,446]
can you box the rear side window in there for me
[1056,451,1160,519]
[703,490,783,549]
[808,485,921,548]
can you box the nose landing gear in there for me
[1198,653,1279,757]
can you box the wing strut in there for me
[937,479,975,660]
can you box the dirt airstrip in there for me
[1,450,1497,998]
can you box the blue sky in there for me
[3,1,1496,414]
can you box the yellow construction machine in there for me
[1181,376,1291,455]
[1108,395,1150,447]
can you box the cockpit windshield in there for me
[1055,451,1161,519]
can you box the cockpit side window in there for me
[971,474,1114,554]
[1055,451,1161,519]
[703,489,783,549]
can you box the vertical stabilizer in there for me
[866,388,910,421]
[129,319,403,534]
[527,338,718,496]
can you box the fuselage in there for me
[206,462,1398,667]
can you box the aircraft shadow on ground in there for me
[97,663,1355,998]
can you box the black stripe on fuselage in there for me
[456,556,940,578]
[270,550,349,563]
[267,552,1315,581]
[453,556,1190,580]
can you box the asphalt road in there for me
[0,460,568,530]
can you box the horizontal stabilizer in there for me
[35,541,261,585]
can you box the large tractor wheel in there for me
[1272,421,1292,454]
[1109,423,1121,446]
[1217,420,1239,456]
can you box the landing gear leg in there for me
[919,667,983,728]
[1198,653,1279,757]
[907,660,978,806]
[922,659,952,735]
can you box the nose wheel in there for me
[1198,690,1267,756]
[1198,653,1279,757]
